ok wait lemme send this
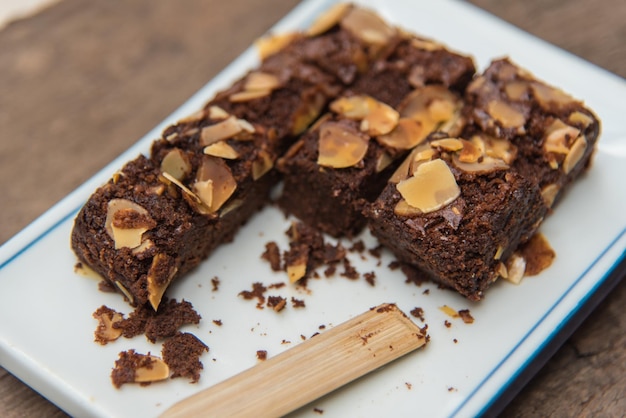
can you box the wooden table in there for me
[0,0,624,416]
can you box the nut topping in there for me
[161,148,191,180]
[317,121,369,168]
[376,118,426,150]
[504,81,529,101]
[147,253,178,310]
[568,111,594,128]
[194,156,238,212]
[105,199,155,250]
[255,32,299,60]
[562,135,587,174]
[244,71,281,92]
[452,155,509,173]
[207,105,230,120]
[252,149,274,180]
[93,307,123,344]
[396,158,460,214]
[203,141,239,159]
[541,183,560,208]
[430,138,464,152]
[375,152,393,173]
[544,119,581,154]
[330,95,400,136]
[486,100,526,129]
[307,2,352,36]
[393,199,423,217]
[133,355,170,383]
[504,253,526,284]
[531,81,578,110]
[229,89,272,103]
[200,116,243,146]
[340,6,396,45]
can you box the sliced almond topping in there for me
[177,109,205,124]
[307,3,352,36]
[340,6,396,45]
[504,253,526,284]
[330,95,379,119]
[115,281,134,305]
[494,245,505,260]
[497,262,508,279]
[375,152,393,173]
[200,116,243,145]
[195,156,237,212]
[147,253,178,310]
[208,105,230,120]
[229,89,272,103]
[544,119,581,154]
[237,117,256,134]
[287,262,307,283]
[531,81,578,110]
[134,355,170,383]
[291,93,326,135]
[132,239,154,255]
[252,149,274,180]
[255,32,299,60]
[161,171,210,214]
[393,199,423,217]
[458,139,482,163]
[105,199,154,250]
[504,81,529,101]
[562,135,587,174]
[204,141,239,159]
[361,101,399,136]
[484,136,517,164]
[430,138,464,152]
[487,100,526,129]
[245,71,281,92]
[396,159,460,213]
[541,183,560,208]
[219,198,244,218]
[376,118,426,150]
[93,308,123,344]
[400,85,459,124]
[411,37,444,51]
[452,155,509,173]
[568,111,594,128]
[317,122,369,168]
[161,148,191,180]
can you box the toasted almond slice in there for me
[562,135,587,174]
[452,155,509,173]
[504,253,526,284]
[161,148,192,180]
[568,111,594,128]
[396,159,460,213]
[375,152,393,173]
[531,81,578,110]
[330,95,379,119]
[377,119,427,150]
[195,156,237,212]
[255,32,299,60]
[252,149,274,180]
[340,6,395,45]
[541,183,560,208]
[361,101,399,136]
[393,199,423,217]
[317,122,369,168]
[208,105,230,120]
[200,116,243,145]
[487,100,526,129]
[307,3,352,36]
[204,141,239,159]
[245,72,281,92]
[544,119,581,154]
[134,355,170,383]
[430,138,464,152]
[147,253,178,310]
[458,139,482,163]
[504,81,529,101]
[229,89,272,103]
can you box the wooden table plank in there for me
[0,0,623,417]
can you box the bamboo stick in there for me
[161,303,427,418]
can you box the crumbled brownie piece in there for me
[364,271,376,286]
[267,295,287,312]
[111,350,168,388]
[291,297,306,308]
[116,298,201,343]
[256,350,267,361]
[239,282,268,309]
[458,309,474,324]
[162,332,208,383]
[410,307,425,322]
[261,241,282,271]
[93,306,124,345]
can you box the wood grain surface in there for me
[0,0,624,416]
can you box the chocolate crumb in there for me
[349,240,366,253]
[313,407,324,414]
[239,282,267,309]
[116,298,201,343]
[291,297,306,308]
[162,332,208,383]
[405,382,412,390]
[364,271,376,286]
[368,244,384,258]
[410,307,425,322]
[267,295,287,312]
[444,320,452,328]
[340,258,359,280]
[458,309,474,324]
[388,260,401,270]
[422,289,430,295]
[262,241,282,271]
[212,319,223,326]
[256,350,267,361]
[210,276,220,292]
[453,338,458,343]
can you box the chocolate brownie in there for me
[277,84,465,238]
[72,108,280,309]
[463,58,600,209]
[365,134,547,301]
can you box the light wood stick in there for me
[161,303,427,418]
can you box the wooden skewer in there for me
[161,303,427,418]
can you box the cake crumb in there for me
[313,407,324,414]
[267,295,287,312]
[162,332,208,383]
[261,241,282,271]
[458,309,474,324]
[291,297,306,308]
[212,319,223,326]
[410,307,425,322]
[256,350,267,361]
[239,282,267,309]
[444,320,452,328]
[210,276,220,292]
[364,271,376,286]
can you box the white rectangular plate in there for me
[1,1,625,417]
